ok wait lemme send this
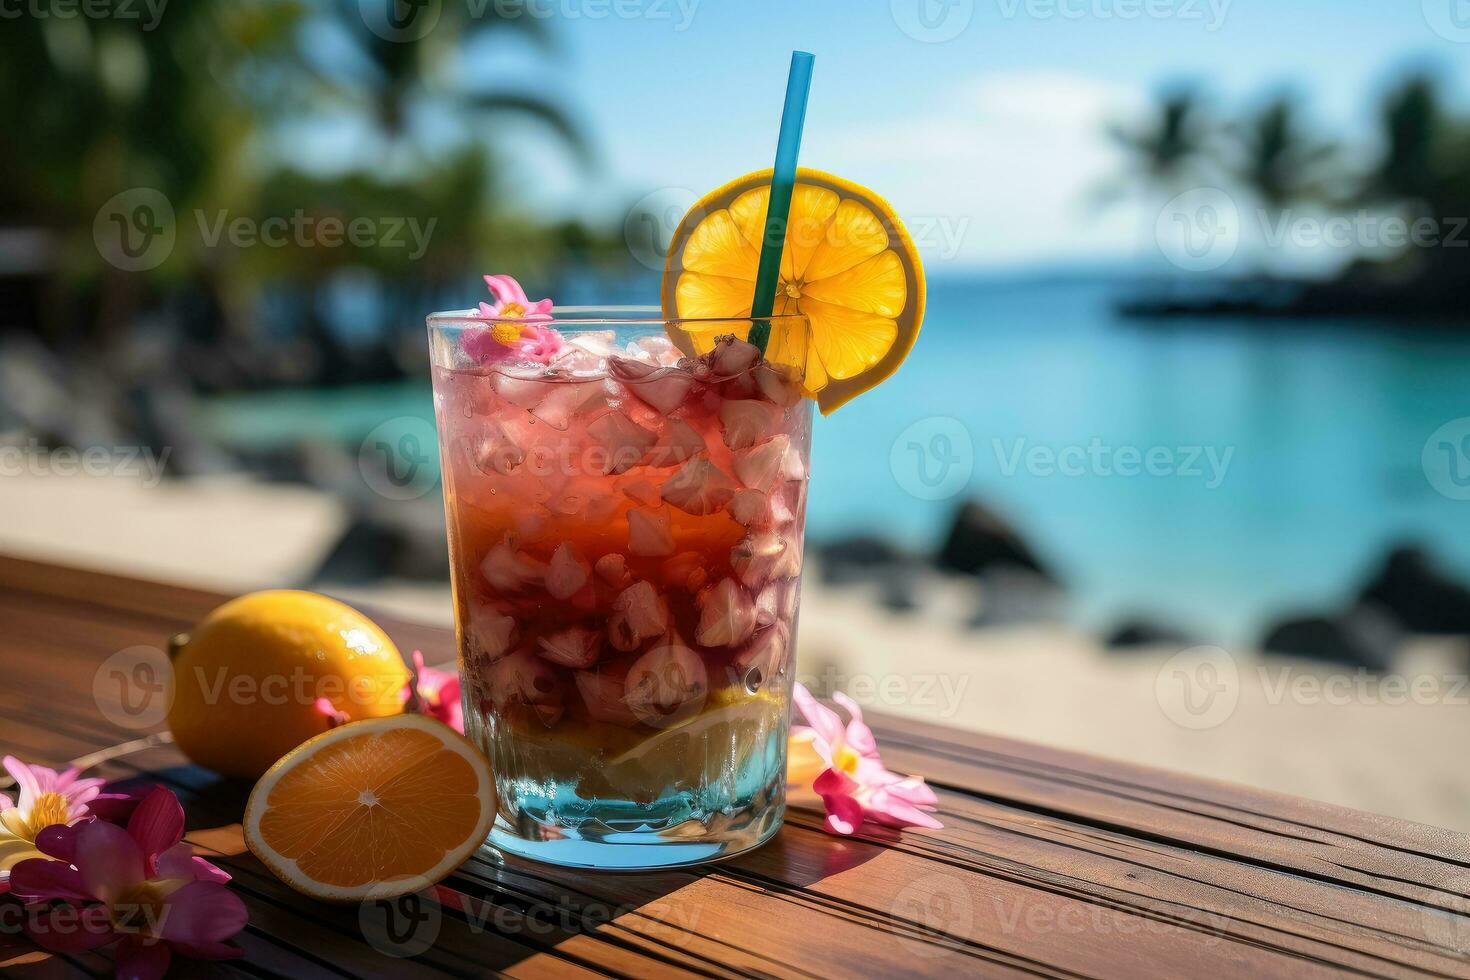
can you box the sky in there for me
[459,0,1470,271]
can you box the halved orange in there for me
[243,715,496,901]
[662,168,925,414]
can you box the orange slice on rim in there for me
[661,167,925,414]
[243,715,496,901]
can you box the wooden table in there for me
[3,555,1470,978]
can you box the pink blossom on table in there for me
[8,786,247,980]
[402,650,464,734]
[314,697,350,730]
[0,756,105,894]
[789,684,943,836]
[463,274,563,365]
[88,783,156,825]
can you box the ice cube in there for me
[627,505,675,557]
[545,543,591,600]
[710,335,761,377]
[536,626,603,669]
[608,580,668,651]
[492,373,551,411]
[574,668,640,726]
[728,489,771,527]
[719,399,782,450]
[732,434,792,491]
[771,532,803,580]
[648,419,706,469]
[480,538,548,593]
[466,603,518,663]
[625,634,708,727]
[629,337,679,367]
[730,530,786,589]
[512,505,551,539]
[588,410,657,475]
[595,552,633,588]
[754,363,803,407]
[468,421,525,475]
[531,380,603,430]
[483,649,564,716]
[695,577,757,648]
[566,331,619,361]
[609,356,697,414]
[622,479,663,507]
[660,551,709,592]
[660,458,738,516]
[730,623,788,691]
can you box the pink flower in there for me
[464,274,562,365]
[9,787,246,980]
[403,650,464,734]
[790,684,943,836]
[0,756,105,893]
[314,697,350,729]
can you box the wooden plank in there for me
[4,553,1470,979]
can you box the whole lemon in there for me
[167,591,411,779]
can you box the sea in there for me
[199,275,1470,647]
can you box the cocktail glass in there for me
[427,308,811,870]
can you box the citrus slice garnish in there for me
[661,167,925,414]
[243,714,496,902]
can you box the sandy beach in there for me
[4,467,1468,833]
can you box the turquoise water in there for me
[200,277,1470,645]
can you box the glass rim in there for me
[426,305,810,329]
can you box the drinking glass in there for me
[428,308,811,869]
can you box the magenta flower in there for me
[403,650,464,734]
[790,684,943,836]
[0,756,105,893]
[9,787,246,979]
[464,274,562,365]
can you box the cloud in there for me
[814,71,1147,269]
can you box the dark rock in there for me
[815,535,918,586]
[1260,605,1402,670]
[969,568,1064,628]
[936,500,1055,583]
[1106,618,1195,650]
[1358,546,1470,635]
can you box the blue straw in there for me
[748,51,815,353]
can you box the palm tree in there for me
[278,0,593,173]
[1103,85,1215,199]
[1230,93,1337,217]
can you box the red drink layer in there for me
[432,332,809,806]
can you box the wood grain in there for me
[2,554,1469,979]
